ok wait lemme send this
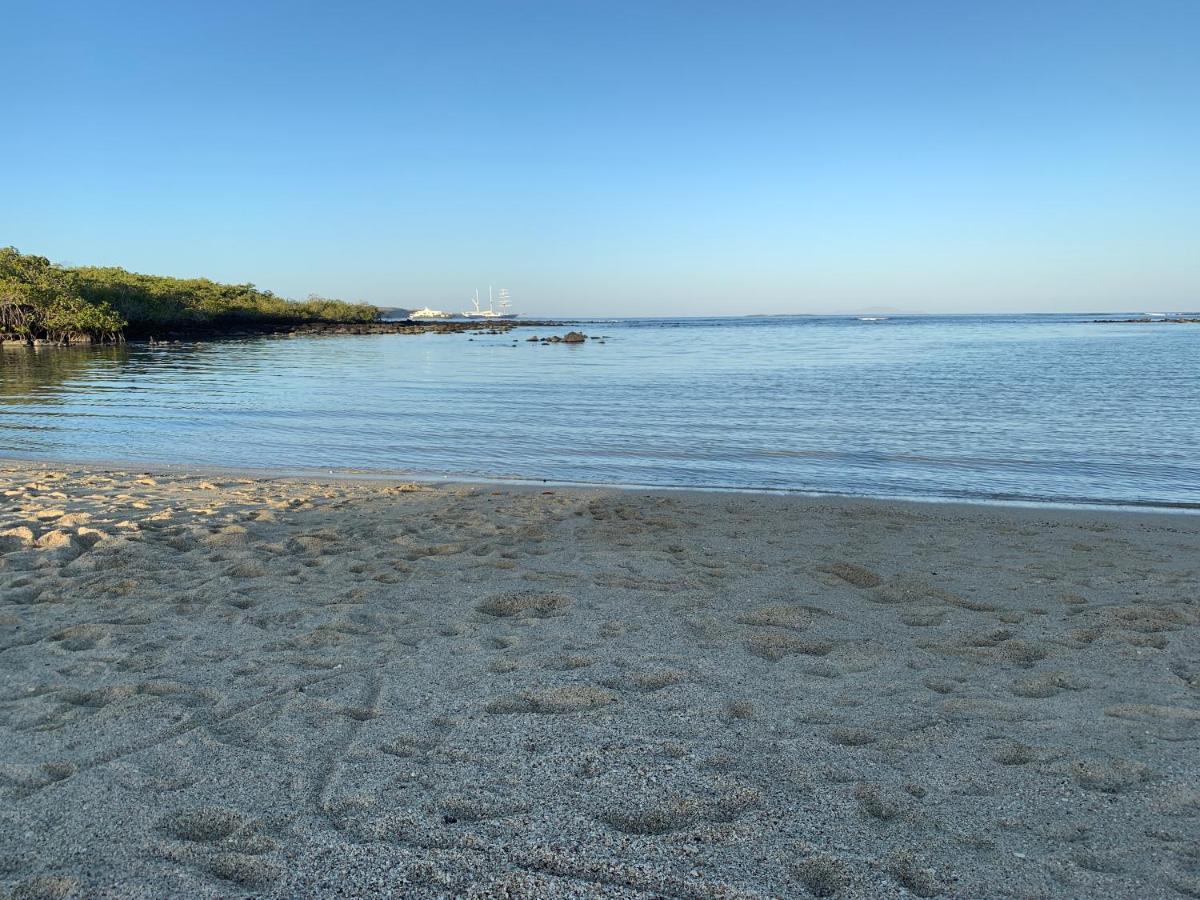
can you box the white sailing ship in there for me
[463,287,517,319]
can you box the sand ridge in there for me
[1,462,1198,897]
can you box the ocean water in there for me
[2,314,1198,508]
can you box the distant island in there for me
[375,306,412,320]
[1094,316,1199,324]
[747,306,919,317]
[0,247,383,345]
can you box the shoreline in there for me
[2,460,1198,897]
[1,318,571,347]
[3,454,1198,516]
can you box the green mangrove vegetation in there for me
[0,247,379,344]
[0,248,125,344]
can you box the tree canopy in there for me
[0,248,125,343]
[0,247,379,343]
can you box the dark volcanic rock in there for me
[120,318,566,344]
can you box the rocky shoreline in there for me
[523,330,603,344]
[2,319,569,347]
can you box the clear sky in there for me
[3,1,1197,315]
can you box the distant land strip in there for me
[1093,317,1200,324]
[1,247,565,346]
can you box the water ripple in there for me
[3,314,1198,508]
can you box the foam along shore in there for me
[1,462,1198,898]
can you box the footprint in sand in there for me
[1070,763,1152,796]
[49,625,109,652]
[158,806,248,842]
[475,590,572,618]
[602,668,689,692]
[597,797,700,835]
[206,852,283,888]
[485,685,616,714]
[540,653,594,671]
[744,633,833,661]
[736,604,830,631]
[886,852,947,897]
[438,790,524,822]
[819,562,883,588]
[855,783,907,822]
[792,855,848,897]
[8,876,80,900]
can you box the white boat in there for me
[463,287,517,319]
[410,306,452,320]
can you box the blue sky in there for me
[3,1,1197,315]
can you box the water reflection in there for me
[1,344,131,405]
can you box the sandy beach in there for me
[1,461,1197,898]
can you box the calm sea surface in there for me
[2,315,1198,508]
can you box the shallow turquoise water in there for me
[2,314,1198,507]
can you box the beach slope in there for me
[1,463,1197,897]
